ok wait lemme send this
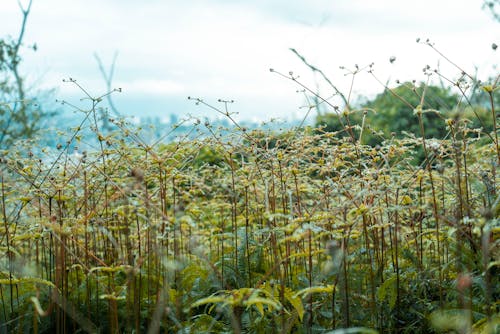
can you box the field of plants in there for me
[0,66,499,334]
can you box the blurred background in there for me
[0,0,498,139]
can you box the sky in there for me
[1,0,498,123]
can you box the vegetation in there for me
[0,0,55,149]
[315,81,499,147]
[0,59,499,333]
[0,2,499,332]
[316,82,457,143]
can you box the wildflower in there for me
[428,139,440,151]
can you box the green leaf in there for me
[89,265,133,274]
[325,327,378,334]
[99,294,126,301]
[429,310,470,331]
[243,296,281,316]
[191,295,229,309]
[294,285,334,298]
[377,275,397,310]
[487,261,500,270]
[0,277,55,288]
[472,313,500,333]
[284,288,304,321]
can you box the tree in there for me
[365,82,459,140]
[0,0,54,149]
[315,82,461,145]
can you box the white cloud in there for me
[120,79,185,95]
[1,0,498,121]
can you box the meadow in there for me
[0,62,499,334]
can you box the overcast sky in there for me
[1,0,498,123]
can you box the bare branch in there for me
[289,48,349,108]
[94,52,122,119]
[14,0,33,54]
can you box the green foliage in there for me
[0,39,499,333]
[366,83,457,139]
[193,145,225,167]
[1,95,499,332]
[316,82,460,146]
